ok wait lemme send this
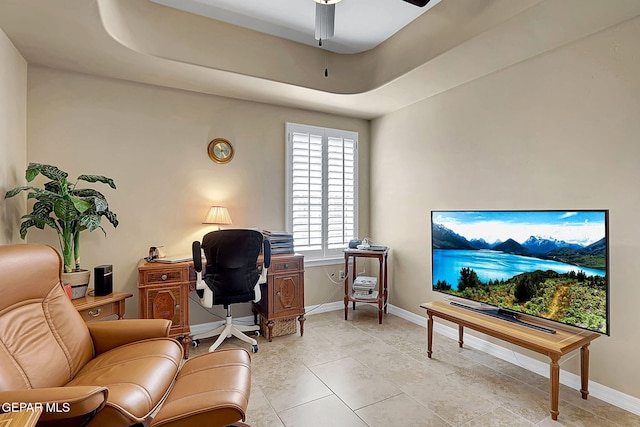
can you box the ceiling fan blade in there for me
[402,0,431,6]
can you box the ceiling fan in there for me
[402,0,432,6]
[314,0,432,46]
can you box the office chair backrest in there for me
[200,229,264,305]
[0,244,94,391]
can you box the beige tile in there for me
[310,356,403,410]
[555,383,640,426]
[187,312,635,427]
[244,385,285,427]
[356,393,449,427]
[257,363,333,412]
[278,395,368,427]
[452,363,551,423]
[535,401,615,427]
[399,367,501,425]
[461,406,535,426]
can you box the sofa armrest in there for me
[0,386,107,422]
[88,319,172,355]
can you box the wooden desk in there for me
[72,290,132,322]
[344,248,389,324]
[138,254,305,356]
[421,301,600,421]
[138,260,192,357]
[187,254,306,342]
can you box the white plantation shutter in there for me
[287,123,358,262]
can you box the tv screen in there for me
[431,210,609,335]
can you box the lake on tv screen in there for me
[432,249,605,289]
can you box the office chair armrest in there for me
[0,386,107,422]
[263,238,271,269]
[88,319,172,355]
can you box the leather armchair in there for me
[0,244,251,427]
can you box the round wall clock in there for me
[207,138,234,164]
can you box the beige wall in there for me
[25,67,369,324]
[370,16,640,398]
[0,28,27,245]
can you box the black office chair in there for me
[191,229,271,353]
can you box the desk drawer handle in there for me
[88,308,102,317]
[161,274,168,281]
[175,304,180,311]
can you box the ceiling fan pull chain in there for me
[324,50,329,78]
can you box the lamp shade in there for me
[203,206,232,226]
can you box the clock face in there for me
[214,142,230,158]
[208,138,234,164]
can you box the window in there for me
[286,123,358,264]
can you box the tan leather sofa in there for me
[0,244,251,426]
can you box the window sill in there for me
[303,256,345,268]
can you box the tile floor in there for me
[191,307,640,427]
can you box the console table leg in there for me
[580,344,590,399]
[267,320,275,342]
[427,313,433,358]
[179,335,192,359]
[458,325,464,348]
[550,356,560,420]
[298,314,306,337]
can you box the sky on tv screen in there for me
[431,210,605,247]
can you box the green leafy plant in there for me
[4,163,118,273]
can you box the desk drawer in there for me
[77,303,116,322]
[143,269,186,285]
[271,257,302,273]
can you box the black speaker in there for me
[94,265,113,296]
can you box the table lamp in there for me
[203,206,232,230]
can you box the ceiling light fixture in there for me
[314,0,342,47]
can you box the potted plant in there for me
[4,163,118,298]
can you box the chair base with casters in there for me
[192,229,271,354]
[192,305,260,353]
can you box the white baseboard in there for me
[188,302,640,416]
[386,304,640,416]
[304,300,344,316]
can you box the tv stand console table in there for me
[420,301,600,421]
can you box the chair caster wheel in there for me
[252,345,259,353]
[255,330,261,337]
[192,339,200,347]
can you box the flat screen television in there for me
[431,210,609,335]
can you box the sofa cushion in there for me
[66,338,183,425]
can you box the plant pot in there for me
[62,269,91,300]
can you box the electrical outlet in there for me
[339,270,346,280]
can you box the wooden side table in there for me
[343,248,389,324]
[138,260,192,358]
[72,290,132,322]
